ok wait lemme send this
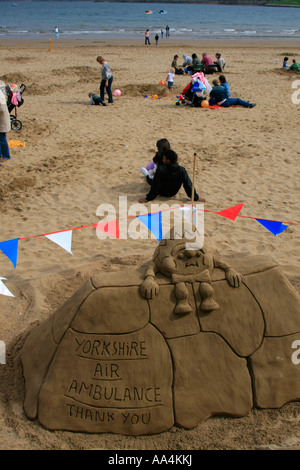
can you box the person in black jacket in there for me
[139,150,205,203]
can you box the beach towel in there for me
[8,140,26,147]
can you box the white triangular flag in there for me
[0,277,15,297]
[179,205,198,226]
[0,340,6,364]
[45,230,73,255]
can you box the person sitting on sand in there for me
[88,92,106,106]
[282,57,289,69]
[141,138,171,185]
[191,53,203,73]
[290,59,300,71]
[139,149,205,203]
[215,53,226,72]
[182,54,193,73]
[172,55,184,75]
[209,79,256,108]
[201,53,217,74]
[218,75,230,97]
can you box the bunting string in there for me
[0,202,299,295]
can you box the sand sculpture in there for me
[21,229,300,435]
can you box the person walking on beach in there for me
[155,33,159,45]
[166,25,170,37]
[97,56,113,104]
[145,29,151,45]
[54,26,59,38]
[139,149,205,203]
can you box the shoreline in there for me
[1,37,300,48]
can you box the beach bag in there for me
[191,93,205,108]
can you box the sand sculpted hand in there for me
[140,276,160,299]
[225,268,243,288]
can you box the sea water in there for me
[0,1,299,40]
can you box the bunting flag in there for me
[255,219,289,236]
[0,277,15,297]
[96,220,120,239]
[137,212,163,242]
[45,230,73,255]
[0,340,5,364]
[0,203,297,283]
[180,205,198,225]
[215,203,244,221]
[0,238,19,268]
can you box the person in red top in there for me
[201,52,219,74]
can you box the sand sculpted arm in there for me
[213,256,243,288]
[140,261,160,299]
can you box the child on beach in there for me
[166,68,175,92]
[283,57,289,69]
[140,138,171,184]
[88,92,106,106]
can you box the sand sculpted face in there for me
[140,238,243,314]
[21,234,300,435]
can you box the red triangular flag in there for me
[95,220,120,239]
[215,203,244,221]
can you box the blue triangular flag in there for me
[137,212,163,242]
[0,238,19,268]
[256,219,288,236]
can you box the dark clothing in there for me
[209,85,228,105]
[145,163,199,202]
[90,93,106,106]
[209,85,251,108]
[0,132,11,159]
[100,75,113,104]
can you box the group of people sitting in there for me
[172,52,225,76]
[282,57,300,72]
[139,138,205,203]
[178,73,256,109]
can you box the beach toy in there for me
[21,228,300,435]
[152,94,158,100]
[113,89,121,97]
[201,100,209,108]
[159,80,165,86]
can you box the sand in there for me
[0,37,299,451]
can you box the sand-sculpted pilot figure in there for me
[140,237,243,315]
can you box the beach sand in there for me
[0,37,299,450]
